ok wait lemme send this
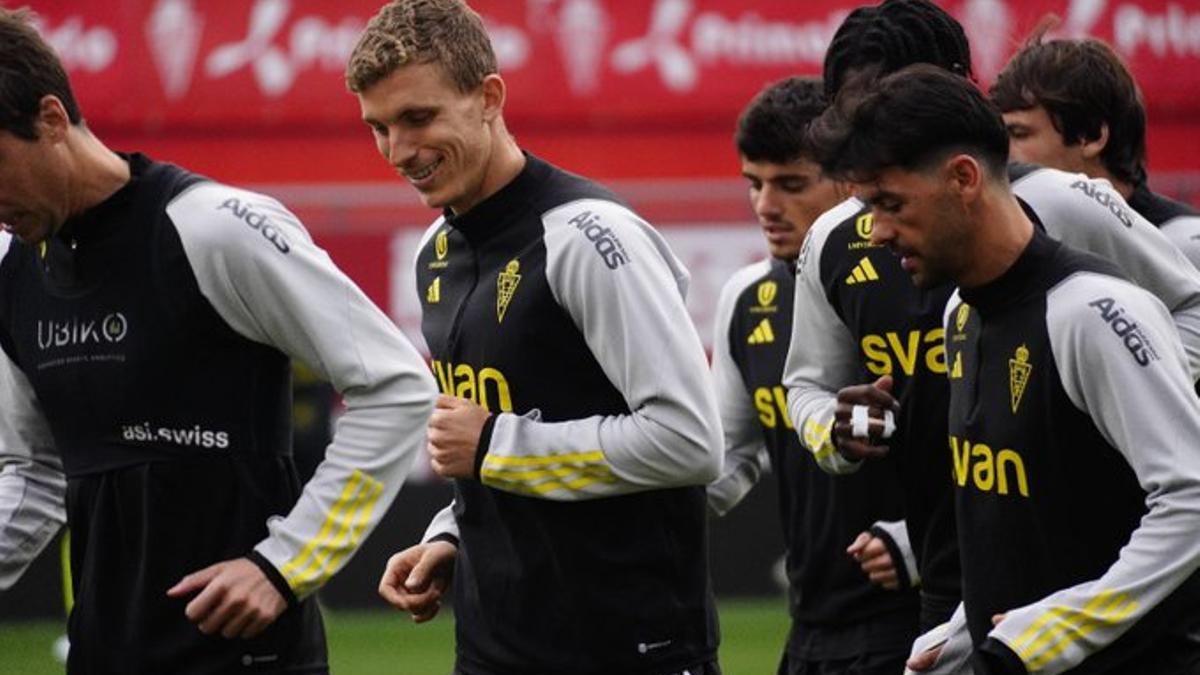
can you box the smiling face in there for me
[856,163,973,288]
[741,155,841,260]
[0,125,70,244]
[357,62,502,215]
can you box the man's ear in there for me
[945,154,983,202]
[1080,123,1110,161]
[35,95,71,143]
[480,74,506,123]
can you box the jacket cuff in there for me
[869,522,917,589]
[972,637,1028,674]
[246,550,298,608]
[427,532,460,548]
[473,414,497,480]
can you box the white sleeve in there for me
[1159,214,1200,272]
[989,273,1200,674]
[0,347,65,590]
[707,264,772,517]
[783,198,865,474]
[420,502,459,544]
[477,199,722,500]
[1017,169,1200,380]
[167,183,436,599]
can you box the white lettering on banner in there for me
[33,16,117,73]
[1115,3,1200,58]
[202,0,528,98]
[146,0,204,100]
[612,0,843,92]
[206,0,365,97]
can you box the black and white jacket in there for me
[940,229,1200,674]
[413,154,722,675]
[0,154,435,673]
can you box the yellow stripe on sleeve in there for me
[279,470,384,594]
[1011,590,1139,671]
[803,419,836,460]
[481,450,607,468]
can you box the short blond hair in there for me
[345,0,497,94]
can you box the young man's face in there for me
[357,62,494,214]
[741,156,841,260]
[0,128,68,244]
[856,164,971,288]
[1002,105,1090,175]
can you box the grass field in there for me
[0,597,788,674]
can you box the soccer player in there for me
[708,76,919,675]
[991,34,1200,269]
[0,8,437,673]
[350,2,723,674]
[813,63,1200,674]
[782,0,1200,633]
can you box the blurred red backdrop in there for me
[23,0,1200,344]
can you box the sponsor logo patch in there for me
[218,198,291,253]
[1089,297,1160,366]
[568,211,629,269]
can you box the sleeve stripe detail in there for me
[279,469,384,593]
[481,463,615,483]
[1009,590,1139,669]
[803,419,836,460]
[481,472,618,496]
[481,450,607,468]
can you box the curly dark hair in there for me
[735,76,827,165]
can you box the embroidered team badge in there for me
[429,229,451,270]
[956,304,970,333]
[497,259,521,322]
[435,230,449,260]
[751,280,778,314]
[758,280,777,308]
[1009,344,1032,413]
[856,213,874,240]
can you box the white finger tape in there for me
[851,406,897,440]
[851,405,870,439]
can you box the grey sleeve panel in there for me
[480,198,722,501]
[907,603,975,675]
[167,183,437,598]
[0,346,65,590]
[707,262,772,517]
[783,198,865,474]
[1016,169,1200,379]
[990,272,1200,674]
[1159,214,1200,272]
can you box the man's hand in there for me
[907,644,943,672]
[428,395,491,478]
[378,541,457,623]
[166,558,287,639]
[833,375,899,461]
[847,531,900,589]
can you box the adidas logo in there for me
[748,318,775,345]
[845,257,880,285]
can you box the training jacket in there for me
[783,166,1200,621]
[0,154,435,674]
[1128,182,1200,270]
[944,229,1200,674]
[414,153,722,675]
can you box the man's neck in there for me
[65,128,131,219]
[958,190,1035,289]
